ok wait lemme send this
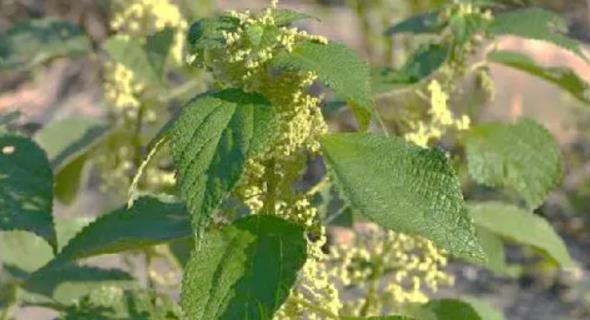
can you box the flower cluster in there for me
[405,80,470,147]
[326,224,453,316]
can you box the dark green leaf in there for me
[487,50,590,104]
[145,27,175,79]
[321,133,484,261]
[488,8,587,61]
[465,119,563,209]
[53,154,89,205]
[469,201,574,268]
[273,41,374,130]
[0,18,90,70]
[171,89,278,231]
[41,196,190,269]
[0,134,56,251]
[425,299,482,320]
[181,215,307,320]
[385,12,444,35]
[187,15,240,61]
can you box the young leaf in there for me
[385,12,444,35]
[469,201,574,268]
[465,119,563,209]
[488,8,587,61]
[321,133,484,261]
[273,41,374,130]
[41,196,190,269]
[487,50,590,104]
[181,215,307,320]
[0,134,56,251]
[104,35,159,85]
[0,18,90,70]
[171,89,278,231]
[424,299,482,320]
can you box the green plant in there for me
[1,0,588,319]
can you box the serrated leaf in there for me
[321,133,484,260]
[372,44,449,95]
[469,201,574,268]
[41,196,190,269]
[0,134,56,251]
[171,89,278,231]
[487,50,590,104]
[385,11,443,35]
[424,299,482,320]
[273,41,374,130]
[465,119,563,209]
[272,9,319,26]
[104,35,159,85]
[488,8,587,61]
[0,18,90,70]
[181,215,307,320]
[145,27,175,78]
[57,289,181,320]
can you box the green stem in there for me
[290,297,339,319]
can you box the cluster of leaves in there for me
[0,0,588,319]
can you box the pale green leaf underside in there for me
[273,41,374,130]
[465,119,563,209]
[469,201,574,268]
[321,133,484,261]
[0,134,56,251]
[171,89,278,231]
[488,8,587,61]
[181,215,307,320]
[487,50,590,104]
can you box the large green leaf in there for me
[424,299,482,320]
[321,133,484,260]
[469,201,574,268]
[273,41,374,130]
[487,50,590,104]
[465,119,563,209]
[40,196,190,269]
[0,134,56,251]
[488,8,587,61]
[181,215,307,320]
[0,18,90,70]
[385,12,444,35]
[171,89,278,231]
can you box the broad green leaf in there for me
[487,50,590,104]
[104,35,159,85]
[424,299,482,320]
[171,89,278,231]
[488,8,587,61]
[469,201,574,268]
[465,119,563,209]
[273,41,374,130]
[41,196,190,269]
[385,12,444,35]
[0,18,90,70]
[57,289,181,320]
[53,154,89,205]
[321,133,484,260]
[24,266,135,304]
[0,134,56,251]
[145,27,175,78]
[34,118,110,171]
[181,215,307,320]
[472,227,520,277]
[372,44,449,95]
[461,297,506,320]
[272,9,319,26]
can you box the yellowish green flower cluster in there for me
[326,224,453,316]
[405,80,470,147]
[103,59,144,118]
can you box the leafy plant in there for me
[1,0,587,319]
